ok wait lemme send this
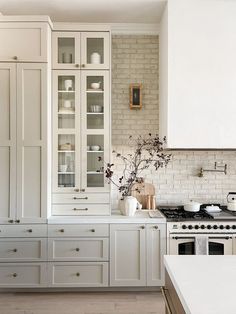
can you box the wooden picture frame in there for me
[129,83,142,110]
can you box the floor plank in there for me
[0,292,165,314]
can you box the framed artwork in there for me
[129,83,142,110]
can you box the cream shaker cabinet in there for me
[0,21,51,62]
[52,31,110,70]
[0,63,50,224]
[110,223,166,287]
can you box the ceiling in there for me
[0,0,166,23]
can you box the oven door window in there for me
[208,237,232,255]
[209,242,224,255]
[179,241,195,255]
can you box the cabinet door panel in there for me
[147,224,166,286]
[0,64,16,223]
[110,224,146,286]
[17,63,48,223]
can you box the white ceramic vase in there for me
[118,196,137,216]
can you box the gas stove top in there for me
[159,204,236,221]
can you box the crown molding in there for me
[110,23,160,35]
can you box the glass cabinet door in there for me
[52,32,80,69]
[81,32,110,70]
[81,70,110,191]
[53,70,80,192]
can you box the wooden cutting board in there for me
[131,182,155,209]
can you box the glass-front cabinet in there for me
[53,32,110,70]
[53,70,110,193]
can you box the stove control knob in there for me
[182,225,187,230]
[188,225,193,230]
[226,225,231,230]
[194,225,199,230]
[232,225,236,229]
[213,225,218,230]
[219,225,224,230]
[207,225,212,230]
[200,225,205,229]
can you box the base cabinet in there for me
[110,223,166,287]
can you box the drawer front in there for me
[52,204,110,216]
[52,193,110,204]
[0,239,47,261]
[0,225,47,238]
[48,238,108,261]
[48,224,109,238]
[0,263,47,287]
[49,262,108,287]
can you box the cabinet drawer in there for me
[49,262,108,287]
[52,193,110,204]
[52,204,110,216]
[0,225,47,238]
[0,22,50,62]
[48,224,109,238]
[0,263,47,287]
[0,238,47,261]
[48,238,108,261]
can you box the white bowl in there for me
[91,82,100,89]
[90,145,100,151]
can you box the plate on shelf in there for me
[58,108,75,114]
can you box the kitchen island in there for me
[164,255,236,314]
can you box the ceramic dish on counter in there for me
[90,145,100,151]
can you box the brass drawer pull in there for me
[76,272,80,277]
[59,229,65,233]
[73,197,88,200]
[12,273,18,278]
[73,208,88,211]
[75,248,80,252]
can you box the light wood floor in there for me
[0,291,165,314]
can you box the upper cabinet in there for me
[0,22,51,62]
[159,0,236,149]
[52,32,110,70]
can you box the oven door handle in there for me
[209,236,232,240]
[172,236,195,240]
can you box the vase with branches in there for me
[104,134,171,215]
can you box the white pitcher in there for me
[124,196,137,216]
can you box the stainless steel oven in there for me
[169,234,233,255]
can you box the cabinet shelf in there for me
[58,111,75,115]
[87,112,104,115]
[58,150,75,153]
[58,90,75,93]
[58,172,75,175]
[87,150,104,153]
[86,89,104,93]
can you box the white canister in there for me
[124,196,137,216]
[90,52,101,64]
[59,165,67,172]
[63,100,72,108]
[64,79,73,91]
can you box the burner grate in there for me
[159,206,213,221]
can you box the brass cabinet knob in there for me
[91,229,95,233]
[75,248,80,252]
[141,226,145,229]
[13,249,18,253]
[59,229,65,233]
[75,64,80,68]
[81,189,85,192]
[12,273,18,277]
[76,272,80,277]
[8,220,14,223]
[27,229,33,233]
[15,220,20,223]
[81,64,85,68]
[13,56,18,60]
[74,188,80,192]
[154,226,159,229]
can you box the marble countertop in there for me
[47,210,166,224]
[164,255,236,314]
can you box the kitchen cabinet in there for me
[110,223,166,286]
[52,31,110,70]
[52,32,111,217]
[0,21,51,62]
[159,0,236,148]
[0,63,50,224]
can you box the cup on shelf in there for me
[64,79,73,91]
[63,100,72,108]
[90,105,103,113]
[90,52,101,64]
[59,165,68,172]
[91,82,101,89]
[62,52,73,64]
[90,145,100,151]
